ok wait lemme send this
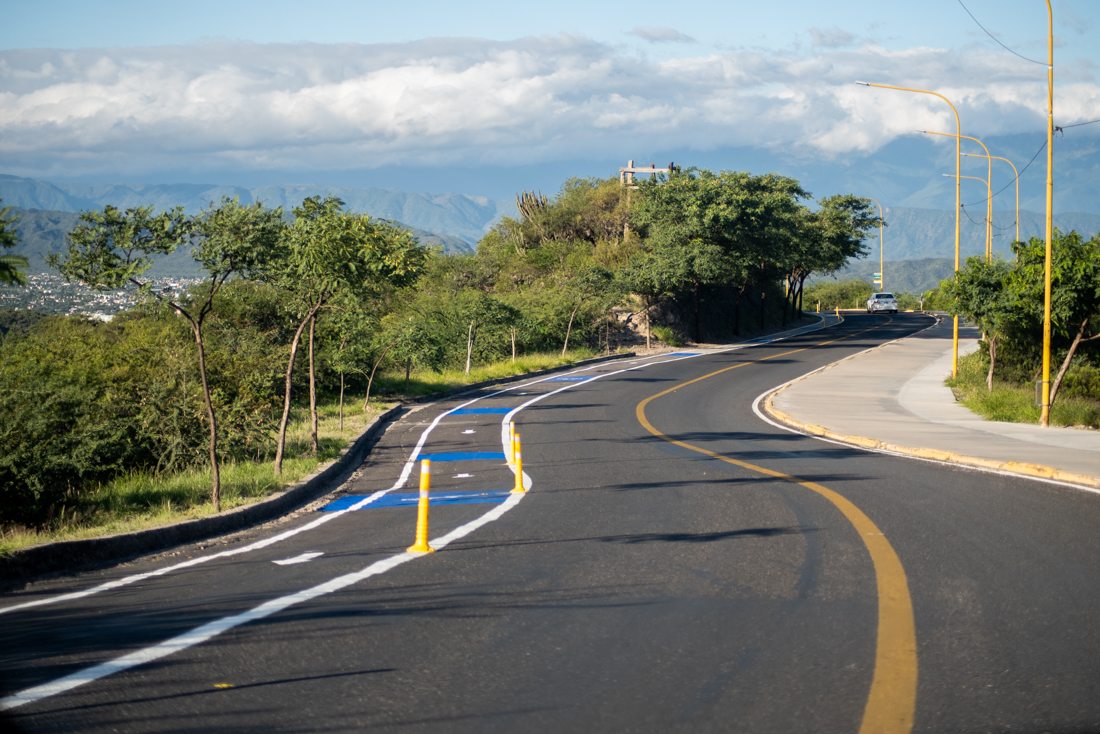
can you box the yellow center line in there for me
[635,322,917,734]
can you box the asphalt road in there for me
[3,312,1100,733]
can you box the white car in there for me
[866,293,898,314]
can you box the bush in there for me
[804,278,874,310]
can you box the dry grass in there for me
[0,401,388,557]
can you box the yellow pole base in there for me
[408,459,435,552]
[512,434,526,493]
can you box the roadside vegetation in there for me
[0,171,878,545]
[940,229,1100,426]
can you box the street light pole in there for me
[858,81,961,376]
[963,152,1020,249]
[921,130,993,260]
[1041,0,1055,427]
[863,197,885,291]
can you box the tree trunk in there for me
[511,326,516,363]
[363,343,394,409]
[308,314,318,456]
[693,279,701,343]
[339,370,345,432]
[645,297,651,349]
[274,305,321,476]
[986,334,997,393]
[562,303,581,357]
[797,276,806,317]
[734,285,744,336]
[405,357,411,393]
[465,322,474,375]
[1050,316,1098,407]
[191,322,221,512]
[759,289,766,333]
[605,314,610,356]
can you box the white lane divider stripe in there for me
[0,327,837,710]
[0,494,524,712]
[272,552,324,566]
[0,328,828,617]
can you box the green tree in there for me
[0,199,29,286]
[942,256,1015,391]
[786,195,877,321]
[48,199,283,511]
[1011,230,1100,407]
[270,197,425,474]
[632,169,809,341]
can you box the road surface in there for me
[3,313,1100,733]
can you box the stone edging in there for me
[759,318,1100,492]
[0,405,402,585]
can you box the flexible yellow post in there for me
[512,434,526,493]
[835,306,840,323]
[509,421,516,463]
[407,459,435,553]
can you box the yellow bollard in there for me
[512,433,526,493]
[835,306,840,323]
[407,459,435,553]
[509,421,516,464]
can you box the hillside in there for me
[0,175,513,246]
[811,258,956,295]
[5,207,473,277]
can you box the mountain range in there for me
[3,174,1099,290]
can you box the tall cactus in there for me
[516,190,548,221]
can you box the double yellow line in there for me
[635,325,917,734]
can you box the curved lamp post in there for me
[922,130,993,261]
[858,81,962,376]
[963,152,1020,251]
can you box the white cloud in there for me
[628,27,695,43]
[0,36,1093,178]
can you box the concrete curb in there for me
[759,318,1100,493]
[0,352,637,585]
[0,405,401,585]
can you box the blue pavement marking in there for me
[321,490,511,511]
[666,352,701,356]
[450,407,512,415]
[545,375,591,381]
[420,451,506,462]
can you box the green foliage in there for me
[0,199,29,286]
[649,325,683,347]
[803,278,875,310]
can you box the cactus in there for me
[516,190,548,221]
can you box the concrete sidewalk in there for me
[767,317,1100,489]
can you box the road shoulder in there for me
[759,315,1100,493]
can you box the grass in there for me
[0,400,388,557]
[0,349,611,557]
[371,348,600,397]
[946,350,1100,430]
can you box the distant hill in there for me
[0,175,514,246]
[872,207,1100,261]
[5,207,474,277]
[811,258,957,295]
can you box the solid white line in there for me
[0,494,525,712]
[749,318,1100,495]
[272,552,324,566]
[0,323,834,709]
[0,324,833,618]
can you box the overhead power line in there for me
[957,0,1046,65]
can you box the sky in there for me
[1,0,1098,204]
